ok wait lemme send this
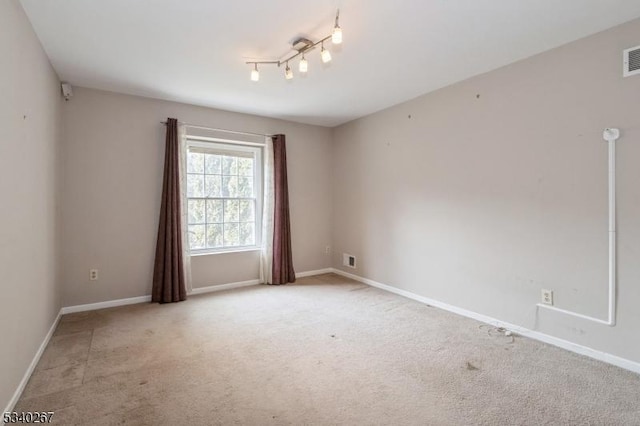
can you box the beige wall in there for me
[332,18,640,363]
[0,0,62,411]
[61,88,333,306]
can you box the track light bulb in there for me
[321,45,332,63]
[250,64,259,82]
[332,9,342,44]
[332,26,342,44]
[285,63,293,80]
[299,55,308,73]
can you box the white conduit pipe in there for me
[537,128,620,326]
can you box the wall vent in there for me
[343,253,356,269]
[623,45,640,77]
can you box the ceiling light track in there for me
[246,9,343,81]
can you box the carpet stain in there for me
[466,362,480,371]
[349,286,368,292]
[61,367,75,378]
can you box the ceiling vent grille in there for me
[623,45,640,77]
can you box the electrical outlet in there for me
[541,289,553,305]
[325,246,331,255]
[90,269,99,281]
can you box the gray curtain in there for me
[152,118,187,303]
[272,134,296,284]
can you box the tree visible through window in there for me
[186,142,261,252]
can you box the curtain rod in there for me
[161,121,274,138]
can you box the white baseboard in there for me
[3,309,62,415]
[9,268,636,416]
[331,268,640,375]
[6,269,324,415]
[190,279,260,295]
[190,268,334,295]
[296,268,334,278]
[60,268,333,313]
[60,295,152,315]
[48,268,640,375]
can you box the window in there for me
[186,141,262,254]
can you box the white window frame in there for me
[186,138,263,255]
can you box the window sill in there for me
[190,247,262,257]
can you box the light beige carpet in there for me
[15,273,640,425]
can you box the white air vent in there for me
[623,45,640,77]
[343,253,356,269]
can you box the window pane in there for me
[224,223,240,246]
[239,222,255,246]
[206,199,223,223]
[187,147,261,252]
[238,158,254,176]
[222,156,237,175]
[206,224,223,248]
[189,225,206,249]
[222,176,238,197]
[239,200,255,222]
[224,199,239,222]
[188,199,205,224]
[205,154,222,174]
[205,175,222,197]
[187,174,204,198]
[237,177,253,197]
[187,152,204,173]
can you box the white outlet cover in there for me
[541,289,554,305]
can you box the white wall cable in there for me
[537,128,620,326]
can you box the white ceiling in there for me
[20,0,640,127]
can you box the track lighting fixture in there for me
[245,9,343,81]
[285,63,293,80]
[332,9,342,44]
[320,42,331,63]
[299,55,308,73]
